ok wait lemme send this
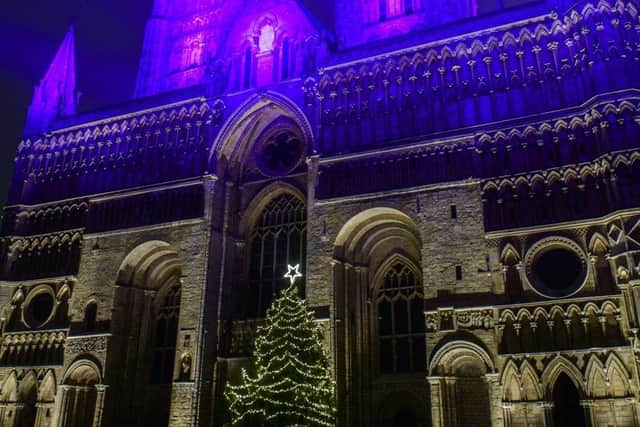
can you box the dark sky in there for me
[0,0,153,209]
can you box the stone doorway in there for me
[552,373,586,427]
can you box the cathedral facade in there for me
[1,0,640,425]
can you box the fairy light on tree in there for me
[225,264,336,426]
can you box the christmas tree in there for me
[225,265,336,426]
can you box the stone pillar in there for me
[92,385,107,427]
[11,403,24,427]
[445,376,457,427]
[580,399,595,427]
[56,385,72,427]
[35,402,54,427]
[486,373,504,427]
[427,376,444,427]
[541,401,554,427]
[501,402,512,427]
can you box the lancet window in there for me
[248,194,307,317]
[377,262,425,374]
[151,284,181,384]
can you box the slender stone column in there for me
[56,385,72,427]
[580,399,595,427]
[445,376,457,427]
[501,402,512,427]
[427,376,444,427]
[11,403,24,427]
[541,401,554,427]
[486,373,504,427]
[92,385,108,427]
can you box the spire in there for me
[24,24,78,136]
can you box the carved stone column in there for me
[35,402,54,427]
[540,401,554,427]
[55,385,72,427]
[445,376,458,427]
[12,403,24,427]
[501,402,512,427]
[580,399,595,427]
[92,385,108,427]
[427,376,444,427]
[486,373,504,427]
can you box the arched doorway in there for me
[552,373,586,426]
[332,208,427,426]
[429,341,494,427]
[61,363,100,427]
[16,374,36,427]
[111,241,183,427]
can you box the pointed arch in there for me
[541,356,584,399]
[521,360,542,401]
[334,207,421,268]
[0,371,18,402]
[501,360,521,401]
[210,91,313,177]
[115,241,182,290]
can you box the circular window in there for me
[526,242,587,298]
[258,132,303,176]
[26,292,55,328]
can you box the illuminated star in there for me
[284,264,303,285]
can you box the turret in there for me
[24,25,78,136]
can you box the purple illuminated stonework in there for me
[2,0,640,426]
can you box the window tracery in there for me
[377,262,425,374]
[151,284,181,384]
[248,194,307,317]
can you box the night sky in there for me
[0,0,153,209]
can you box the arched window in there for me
[377,262,425,374]
[281,38,290,80]
[151,284,181,384]
[248,194,307,317]
[243,47,253,89]
[84,302,97,333]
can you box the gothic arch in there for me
[520,361,543,401]
[115,240,182,289]
[239,182,306,237]
[501,361,521,401]
[334,207,421,269]
[0,371,18,405]
[210,91,313,178]
[111,241,184,427]
[332,207,424,425]
[541,356,585,399]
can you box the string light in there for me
[225,267,336,426]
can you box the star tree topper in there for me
[284,264,303,285]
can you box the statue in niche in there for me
[180,351,192,381]
[258,23,275,53]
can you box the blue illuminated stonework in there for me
[1,1,640,426]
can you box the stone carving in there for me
[457,310,494,329]
[179,351,192,381]
[65,335,107,354]
[425,314,438,332]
